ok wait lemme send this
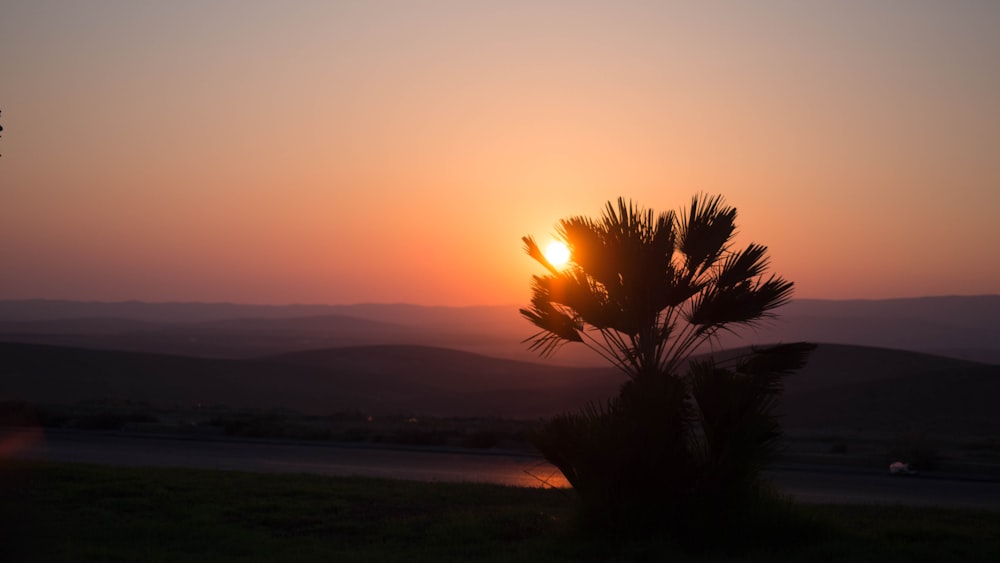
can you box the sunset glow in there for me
[1,1,998,305]
[544,241,571,270]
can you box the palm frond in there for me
[522,235,560,275]
[520,277,584,357]
[714,243,770,289]
[686,272,794,329]
[679,193,737,277]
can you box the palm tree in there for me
[522,194,793,377]
[521,194,812,528]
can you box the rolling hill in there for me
[781,344,1000,435]
[3,340,998,435]
[0,342,621,418]
[0,296,997,365]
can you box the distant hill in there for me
[0,300,529,328]
[0,300,361,323]
[716,296,1000,365]
[1,296,997,365]
[0,314,431,359]
[2,340,998,435]
[780,344,1000,435]
[0,301,580,364]
[1,296,998,432]
[0,342,621,418]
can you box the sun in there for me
[543,240,571,269]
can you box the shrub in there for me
[531,343,812,531]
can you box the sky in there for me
[1,0,998,306]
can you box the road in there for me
[1,428,568,488]
[4,428,1000,510]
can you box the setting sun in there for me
[1,2,998,306]
[544,241,571,269]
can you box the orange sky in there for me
[2,1,998,306]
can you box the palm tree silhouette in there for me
[521,194,794,376]
[521,194,812,529]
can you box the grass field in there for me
[2,461,999,562]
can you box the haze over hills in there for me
[731,297,1000,365]
[778,344,1000,436]
[1,296,998,435]
[0,301,557,364]
[0,341,620,419]
[3,340,999,436]
[0,296,998,365]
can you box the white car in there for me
[889,461,918,476]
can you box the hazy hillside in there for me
[0,300,527,328]
[0,297,996,365]
[0,302,572,364]
[0,300,364,323]
[782,365,1000,436]
[0,314,430,359]
[3,340,998,435]
[2,296,998,431]
[780,344,1000,435]
[0,342,621,418]
[784,343,989,394]
[714,296,1000,364]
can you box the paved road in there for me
[1,428,568,488]
[4,428,1000,510]
[768,463,1000,510]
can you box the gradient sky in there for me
[2,1,998,306]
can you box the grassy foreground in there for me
[2,461,999,562]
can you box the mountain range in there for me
[1,295,998,365]
[1,295,998,436]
